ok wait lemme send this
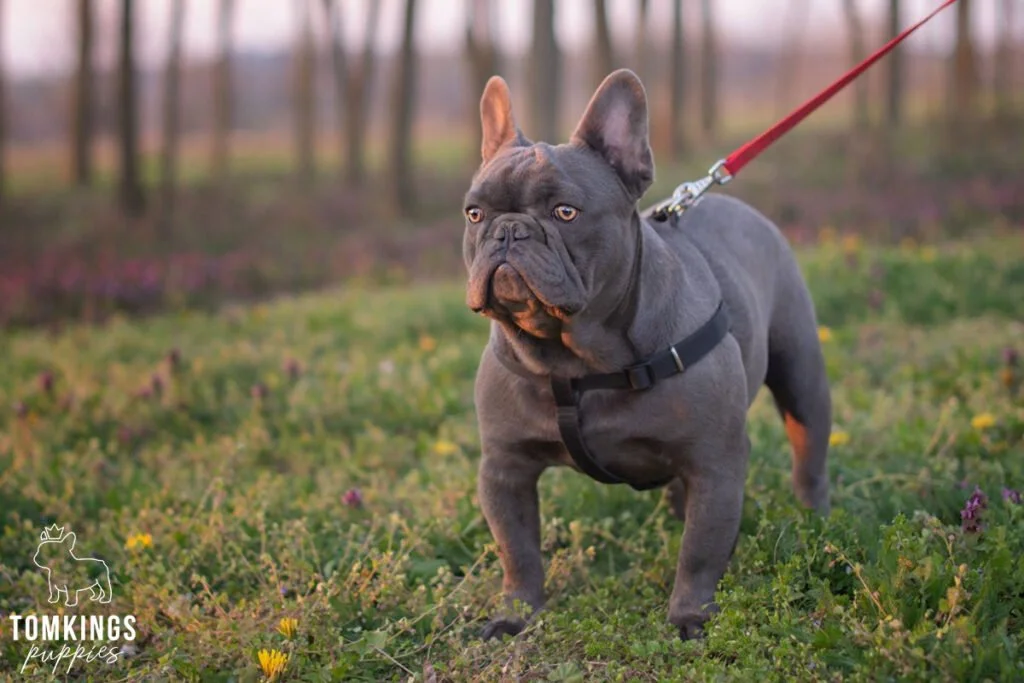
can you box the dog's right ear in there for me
[480,76,530,164]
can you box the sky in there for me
[1,0,1008,79]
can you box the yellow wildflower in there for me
[277,617,298,640]
[818,326,833,343]
[842,234,861,254]
[920,246,937,262]
[433,439,458,456]
[125,533,153,550]
[257,649,288,680]
[829,430,850,447]
[971,413,996,431]
[419,335,437,352]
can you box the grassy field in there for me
[1,233,1023,681]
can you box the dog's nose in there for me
[493,221,530,243]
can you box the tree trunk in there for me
[343,0,382,185]
[159,0,185,233]
[212,0,234,183]
[993,0,1015,119]
[389,0,419,214]
[699,0,717,138]
[885,0,903,126]
[294,0,316,182]
[72,0,94,187]
[592,0,615,90]
[775,0,809,119]
[465,0,501,157]
[668,0,685,158]
[529,0,561,142]
[949,0,977,125]
[841,0,870,130]
[322,0,348,176]
[634,0,649,84]
[118,0,144,216]
[0,0,5,203]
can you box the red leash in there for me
[653,0,960,218]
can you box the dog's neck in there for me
[493,212,713,378]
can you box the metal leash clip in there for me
[650,159,733,221]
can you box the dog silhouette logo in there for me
[32,525,112,607]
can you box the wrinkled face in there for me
[463,70,655,340]
[463,144,629,338]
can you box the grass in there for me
[1,233,1023,681]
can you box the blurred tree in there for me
[776,0,809,119]
[634,0,649,84]
[949,0,978,125]
[465,0,502,154]
[294,0,316,182]
[841,0,869,130]
[72,0,95,187]
[0,0,5,203]
[118,0,144,216]
[212,0,234,183]
[668,0,686,158]
[389,0,419,214]
[885,0,903,126]
[592,0,615,90]
[323,0,381,185]
[699,0,717,138]
[160,0,185,232]
[529,0,561,142]
[993,0,1015,119]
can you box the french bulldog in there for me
[463,69,831,641]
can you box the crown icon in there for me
[41,524,66,541]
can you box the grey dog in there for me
[463,69,831,641]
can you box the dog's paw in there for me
[676,616,706,641]
[481,617,526,641]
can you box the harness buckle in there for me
[625,364,655,391]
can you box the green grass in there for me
[1,235,1023,681]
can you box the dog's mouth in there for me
[468,261,575,337]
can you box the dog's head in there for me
[463,69,654,341]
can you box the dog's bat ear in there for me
[480,76,530,164]
[570,69,655,199]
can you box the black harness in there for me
[494,301,731,491]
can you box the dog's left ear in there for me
[570,69,654,199]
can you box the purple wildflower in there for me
[868,289,885,312]
[38,371,54,395]
[13,401,27,418]
[1004,347,1019,367]
[960,486,988,533]
[117,426,136,445]
[251,383,269,400]
[1001,488,1022,505]
[284,358,302,381]
[342,488,363,509]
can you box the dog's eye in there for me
[553,205,579,223]
[465,207,485,224]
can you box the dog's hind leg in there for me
[765,287,832,514]
[664,478,687,522]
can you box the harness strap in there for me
[548,301,731,491]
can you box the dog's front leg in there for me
[668,430,749,640]
[478,454,545,640]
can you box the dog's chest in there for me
[546,387,690,478]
